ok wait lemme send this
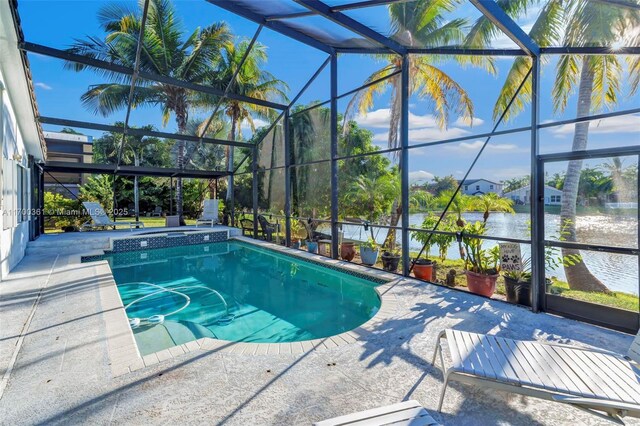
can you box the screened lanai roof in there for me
[10,0,640,179]
[213,0,640,55]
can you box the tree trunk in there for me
[175,100,188,223]
[560,59,609,293]
[226,112,238,202]
[133,152,140,223]
[383,71,403,249]
[208,178,217,199]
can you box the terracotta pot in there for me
[465,270,499,297]
[340,242,356,261]
[413,259,433,281]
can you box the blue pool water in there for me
[103,241,381,355]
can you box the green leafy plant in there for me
[505,220,582,282]
[382,246,401,257]
[412,214,457,261]
[461,221,500,275]
[361,237,379,251]
[289,218,304,241]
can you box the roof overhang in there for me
[1,0,45,161]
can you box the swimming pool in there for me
[102,240,382,355]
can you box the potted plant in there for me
[359,238,379,266]
[502,246,581,306]
[340,241,356,261]
[290,219,304,249]
[461,221,500,297]
[502,222,582,305]
[412,258,434,280]
[503,257,533,305]
[381,247,401,272]
[411,214,457,281]
[306,238,319,254]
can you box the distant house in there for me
[459,179,503,196]
[503,185,563,205]
[43,131,93,197]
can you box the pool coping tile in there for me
[82,234,404,376]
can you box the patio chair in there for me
[257,215,278,241]
[240,218,260,237]
[314,400,440,426]
[196,199,219,227]
[151,206,163,217]
[81,202,144,231]
[432,328,640,423]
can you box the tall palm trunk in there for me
[208,179,217,199]
[133,151,140,222]
[560,59,609,293]
[384,67,403,249]
[226,110,238,202]
[175,100,188,221]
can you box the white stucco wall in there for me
[0,68,34,279]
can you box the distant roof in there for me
[459,179,501,185]
[43,131,92,143]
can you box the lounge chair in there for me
[314,400,440,426]
[195,199,219,227]
[151,206,163,217]
[81,202,144,231]
[432,328,640,423]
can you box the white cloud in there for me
[444,140,518,153]
[356,108,438,129]
[454,116,484,127]
[549,115,640,137]
[241,118,270,132]
[409,170,434,184]
[373,127,471,144]
[34,82,52,90]
[359,108,489,144]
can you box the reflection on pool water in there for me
[105,241,381,355]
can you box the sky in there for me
[17,0,640,184]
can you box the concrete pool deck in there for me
[0,235,638,425]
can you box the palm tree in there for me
[66,0,232,219]
[184,117,229,199]
[437,190,474,227]
[344,0,487,249]
[472,193,515,223]
[200,40,289,203]
[347,171,399,240]
[468,0,640,292]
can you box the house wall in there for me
[461,180,502,196]
[0,68,33,279]
[504,186,563,206]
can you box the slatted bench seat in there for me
[432,329,640,424]
[313,400,440,426]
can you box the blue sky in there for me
[18,0,640,183]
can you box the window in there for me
[17,165,28,223]
[550,195,561,203]
[490,184,494,190]
[464,185,468,191]
[476,185,480,191]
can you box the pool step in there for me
[27,234,112,255]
